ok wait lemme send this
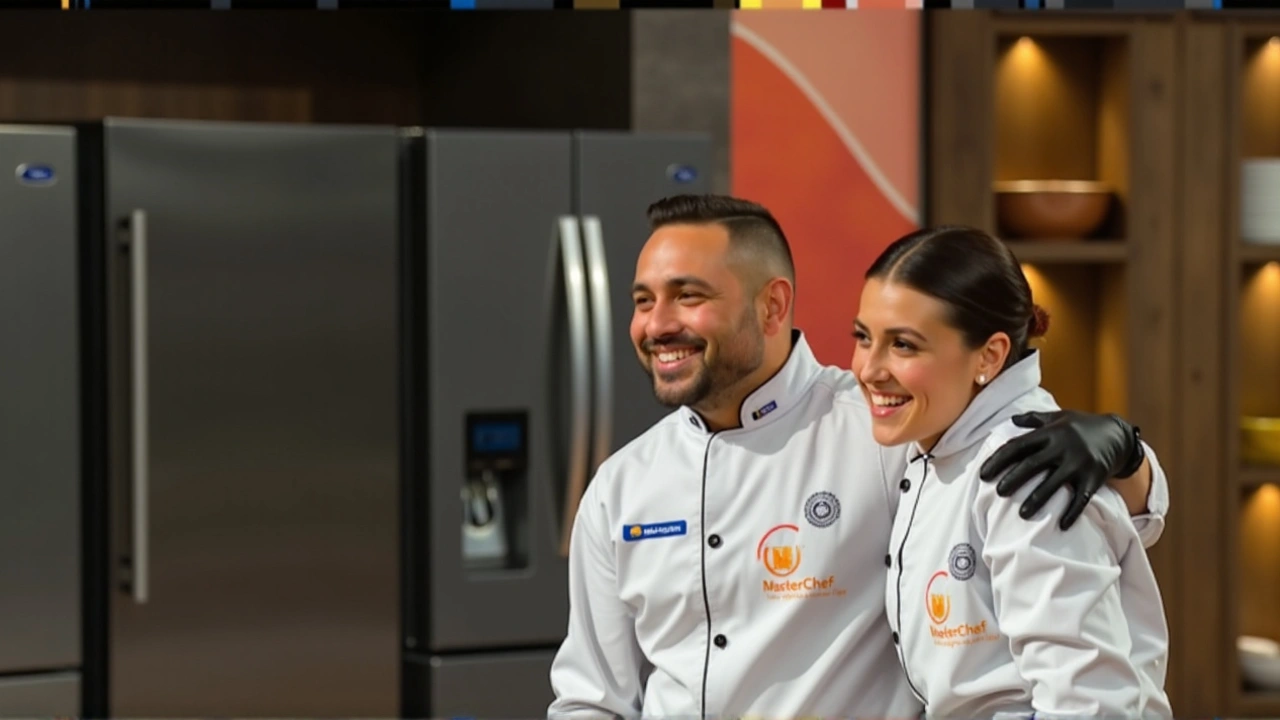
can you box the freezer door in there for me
[103,118,400,717]
[417,130,573,652]
[404,651,556,719]
[574,131,712,459]
[0,126,82,675]
[0,673,81,716]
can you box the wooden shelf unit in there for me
[1242,466,1280,490]
[1225,21,1280,717]
[1240,244,1280,264]
[930,12,1175,415]
[931,13,1280,716]
[929,8,1183,712]
[1004,240,1129,264]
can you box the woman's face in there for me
[851,278,1005,449]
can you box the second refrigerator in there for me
[400,129,711,718]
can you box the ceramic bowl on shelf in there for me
[1239,635,1280,690]
[1242,158,1280,245]
[993,180,1113,241]
[1241,416,1280,466]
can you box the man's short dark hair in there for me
[645,194,796,293]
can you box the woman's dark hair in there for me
[865,225,1049,369]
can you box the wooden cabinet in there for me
[927,11,1280,718]
[1223,18,1280,718]
[930,13,1176,431]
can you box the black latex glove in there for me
[978,409,1142,530]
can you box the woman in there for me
[851,226,1171,718]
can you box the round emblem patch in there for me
[949,542,977,581]
[804,491,840,528]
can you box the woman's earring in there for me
[977,374,987,386]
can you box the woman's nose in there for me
[858,351,888,384]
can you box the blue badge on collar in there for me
[623,520,688,542]
[751,400,778,421]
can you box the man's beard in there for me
[643,307,764,410]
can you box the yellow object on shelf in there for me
[1242,416,1280,466]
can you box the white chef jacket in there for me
[884,350,1172,719]
[549,331,1169,720]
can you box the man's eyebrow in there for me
[632,276,716,294]
[668,276,716,291]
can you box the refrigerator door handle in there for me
[580,215,613,475]
[557,216,591,558]
[121,209,150,604]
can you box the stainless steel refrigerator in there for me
[4,118,403,718]
[399,129,711,719]
[0,125,84,716]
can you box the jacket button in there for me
[708,534,722,548]
[713,634,728,648]
[891,631,899,644]
[899,478,911,492]
[884,554,891,568]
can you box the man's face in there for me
[629,223,765,411]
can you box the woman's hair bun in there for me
[1027,303,1051,338]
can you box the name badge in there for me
[622,520,688,542]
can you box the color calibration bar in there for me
[738,0,1270,6]
[19,0,1280,7]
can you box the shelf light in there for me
[1243,483,1280,522]
[1258,36,1280,63]
[1021,264,1049,306]
[1250,262,1280,291]
[1010,36,1040,62]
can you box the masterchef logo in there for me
[757,524,802,577]
[924,569,999,647]
[756,524,845,600]
[925,570,951,624]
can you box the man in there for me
[547,195,1168,719]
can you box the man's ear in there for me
[760,277,794,337]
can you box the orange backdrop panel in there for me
[730,11,921,369]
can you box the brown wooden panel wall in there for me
[0,10,633,129]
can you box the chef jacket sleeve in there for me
[1127,441,1168,549]
[974,434,1157,718]
[548,479,646,720]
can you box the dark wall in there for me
[0,10,632,129]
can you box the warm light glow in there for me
[1013,262,1044,293]
[1257,261,1280,286]
[1020,263,1059,335]
[1241,263,1280,417]
[1242,483,1280,550]
[1020,264,1054,319]
[1244,38,1280,158]
[1020,263,1043,293]
[1252,36,1280,67]
[1006,36,1046,70]
[1244,262,1280,302]
[1240,483,1280,640]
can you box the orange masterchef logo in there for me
[756,523,844,600]
[923,567,999,647]
[925,570,951,625]
[756,524,802,577]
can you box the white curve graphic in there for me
[731,22,919,226]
